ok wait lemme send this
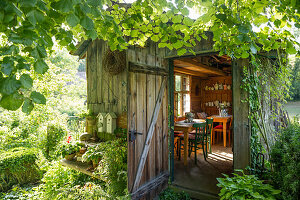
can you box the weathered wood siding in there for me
[86,39,127,116]
[232,59,250,169]
[127,42,169,199]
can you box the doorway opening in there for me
[170,54,233,198]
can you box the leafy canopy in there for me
[0,0,299,112]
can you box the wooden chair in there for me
[205,118,213,153]
[178,122,207,164]
[212,117,233,146]
[174,116,185,156]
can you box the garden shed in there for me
[71,32,259,199]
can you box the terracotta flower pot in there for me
[65,153,76,161]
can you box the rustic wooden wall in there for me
[190,76,203,112]
[86,39,128,117]
[201,76,232,116]
[127,42,169,199]
[232,59,250,170]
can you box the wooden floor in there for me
[172,143,233,199]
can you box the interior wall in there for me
[200,76,232,116]
[190,76,203,112]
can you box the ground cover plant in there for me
[217,170,281,200]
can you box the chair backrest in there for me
[193,123,206,142]
[205,118,213,135]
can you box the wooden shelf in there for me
[204,89,232,94]
[60,159,101,179]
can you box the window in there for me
[174,74,190,117]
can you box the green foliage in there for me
[289,58,300,100]
[58,141,82,157]
[0,147,42,192]
[37,161,104,199]
[0,0,298,112]
[159,188,191,200]
[270,122,300,200]
[93,139,127,196]
[45,122,68,158]
[217,170,280,200]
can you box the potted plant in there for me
[82,143,108,168]
[60,140,82,160]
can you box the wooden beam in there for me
[132,78,167,192]
[129,62,168,76]
[174,58,226,76]
[174,67,206,77]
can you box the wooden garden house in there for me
[71,32,254,199]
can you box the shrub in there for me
[159,188,191,200]
[0,147,42,192]
[270,122,300,200]
[45,121,68,158]
[217,170,280,200]
[94,138,127,196]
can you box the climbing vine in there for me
[241,52,292,172]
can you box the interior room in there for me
[172,54,233,198]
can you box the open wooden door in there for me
[127,45,169,199]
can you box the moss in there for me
[0,147,42,192]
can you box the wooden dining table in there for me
[174,119,206,166]
[210,115,232,147]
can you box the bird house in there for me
[105,112,117,134]
[97,113,107,133]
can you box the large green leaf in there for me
[1,59,14,76]
[177,48,187,56]
[238,25,249,34]
[27,9,45,26]
[34,60,49,74]
[20,0,37,7]
[20,74,33,89]
[30,91,46,104]
[22,98,34,113]
[80,16,94,30]
[286,41,297,54]
[66,13,80,27]
[51,0,74,13]
[0,77,21,95]
[0,93,24,111]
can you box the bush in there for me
[0,147,42,192]
[94,138,127,196]
[217,170,280,200]
[159,188,191,200]
[270,122,300,200]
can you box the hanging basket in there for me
[102,49,126,75]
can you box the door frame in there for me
[167,54,250,183]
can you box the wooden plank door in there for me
[127,46,169,200]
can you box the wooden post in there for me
[132,78,167,191]
[168,59,175,182]
[232,59,250,170]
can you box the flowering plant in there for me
[58,136,82,157]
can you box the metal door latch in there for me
[129,130,143,142]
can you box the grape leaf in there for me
[30,91,46,104]
[20,74,33,89]
[0,93,24,111]
[34,60,49,74]
[0,77,21,95]
[22,98,34,113]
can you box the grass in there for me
[285,101,300,122]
